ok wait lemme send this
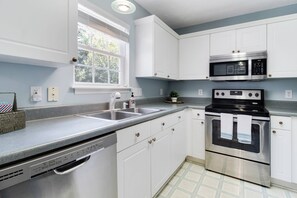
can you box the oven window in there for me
[212,120,260,153]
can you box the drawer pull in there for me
[72,57,78,62]
[272,130,276,134]
[148,140,153,144]
[162,122,165,126]
[135,133,140,137]
[171,128,175,131]
[201,121,204,124]
[197,113,200,116]
[279,121,283,125]
[152,138,156,142]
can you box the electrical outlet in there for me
[131,88,142,97]
[285,90,293,99]
[48,87,59,102]
[198,89,203,96]
[160,89,163,96]
[31,86,42,102]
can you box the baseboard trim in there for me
[186,156,205,166]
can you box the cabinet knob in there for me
[162,122,165,126]
[178,116,181,119]
[206,76,209,79]
[152,138,156,142]
[197,113,200,116]
[167,75,170,78]
[272,130,276,134]
[201,121,204,124]
[154,73,157,76]
[148,140,153,144]
[237,50,240,53]
[279,121,283,125]
[232,50,235,53]
[135,132,140,137]
[172,128,175,131]
[72,57,78,62]
[269,74,272,77]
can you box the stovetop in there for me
[205,89,270,117]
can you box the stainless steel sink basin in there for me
[85,111,141,121]
[120,108,162,114]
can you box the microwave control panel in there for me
[251,59,267,75]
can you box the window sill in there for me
[72,85,131,94]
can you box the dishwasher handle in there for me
[54,155,91,175]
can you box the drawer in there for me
[150,114,172,136]
[271,116,291,131]
[192,109,205,120]
[171,110,185,124]
[117,121,151,152]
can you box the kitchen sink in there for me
[84,111,141,121]
[120,108,162,114]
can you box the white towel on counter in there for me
[237,114,252,144]
[220,113,233,140]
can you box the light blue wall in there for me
[175,3,297,34]
[168,79,297,101]
[0,0,168,108]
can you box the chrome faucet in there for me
[109,92,121,110]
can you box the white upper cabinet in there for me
[210,25,266,56]
[267,19,297,78]
[135,15,179,80]
[179,35,210,80]
[0,0,77,67]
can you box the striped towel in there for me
[0,104,13,113]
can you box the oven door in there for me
[205,112,270,164]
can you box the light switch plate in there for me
[48,87,59,102]
[198,89,203,96]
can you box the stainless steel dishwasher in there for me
[0,132,117,198]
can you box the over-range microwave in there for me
[209,51,267,81]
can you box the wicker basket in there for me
[0,92,26,134]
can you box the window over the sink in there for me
[74,4,130,90]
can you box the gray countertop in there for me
[0,99,296,166]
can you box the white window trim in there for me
[73,1,130,94]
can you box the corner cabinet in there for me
[210,25,266,56]
[0,0,77,67]
[179,35,210,80]
[135,15,179,80]
[267,19,297,78]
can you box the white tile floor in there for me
[157,162,297,198]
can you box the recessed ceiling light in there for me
[111,0,136,14]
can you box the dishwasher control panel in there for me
[30,142,103,176]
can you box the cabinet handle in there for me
[135,132,140,137]
[237,50,240,53]
[201,121,204,124]
[162,122,165,126]
[72,57,78,62]
[272,130,276,134]
[148,140,153,144]
[269,74,272,77]
[232,50,235,53]
[152,138,156,142]
[279,121,283,125]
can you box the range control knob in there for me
[255,93,259,97]
[216,92,219,96]
[248,93,253,97]
[221,92,225,96]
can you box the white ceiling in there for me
[134,0,297,29]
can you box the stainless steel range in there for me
[205,89,270,187]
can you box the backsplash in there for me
[168,78,297,101]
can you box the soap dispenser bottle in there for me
[129,92,136,108]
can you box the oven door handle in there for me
[205,112,270,121]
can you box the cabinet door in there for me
[117,140,151,198]
[154,23,169,78]
[171,121,187,172]
[210,30,236,56]
[267,19,297,78]
[0,0,77,66]
[292,117,297,184]
[151,128,172,196]
[179,35,210,80]
[271,129,292,182]
[166,32,179,79]
[236,25,266,53]
[191,119,205,160]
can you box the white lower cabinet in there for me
[117,111,187,198]
[117,140,151,198]
[151,128,172,195]
[191,109,205,160]
[292,117,297,184]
